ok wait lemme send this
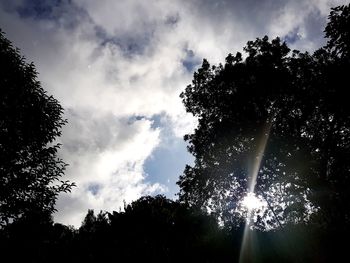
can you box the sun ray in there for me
[239,121,272,263]
[248,121,272,193]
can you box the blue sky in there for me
[0,0,346,226]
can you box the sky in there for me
[0,0,347,227]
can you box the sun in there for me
[241,193,265,211]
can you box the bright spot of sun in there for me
[242,193,265,211]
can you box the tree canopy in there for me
[0,30,74,226]
[177,4,350,230]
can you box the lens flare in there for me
[242,193,265,211]
[239,121,272,263]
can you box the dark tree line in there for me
[0,4,349,263]
[2,194,348,262]
[0,195,239,262]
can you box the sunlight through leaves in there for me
[241,193,266,212]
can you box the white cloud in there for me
[55,109,164,226]
[0,0,347,227]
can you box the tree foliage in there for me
[0,30,74,226]
[177,4,350,229]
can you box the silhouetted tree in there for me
[0,30,74,227]
[177,4,350,230]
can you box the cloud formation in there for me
[0,0,346,226]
